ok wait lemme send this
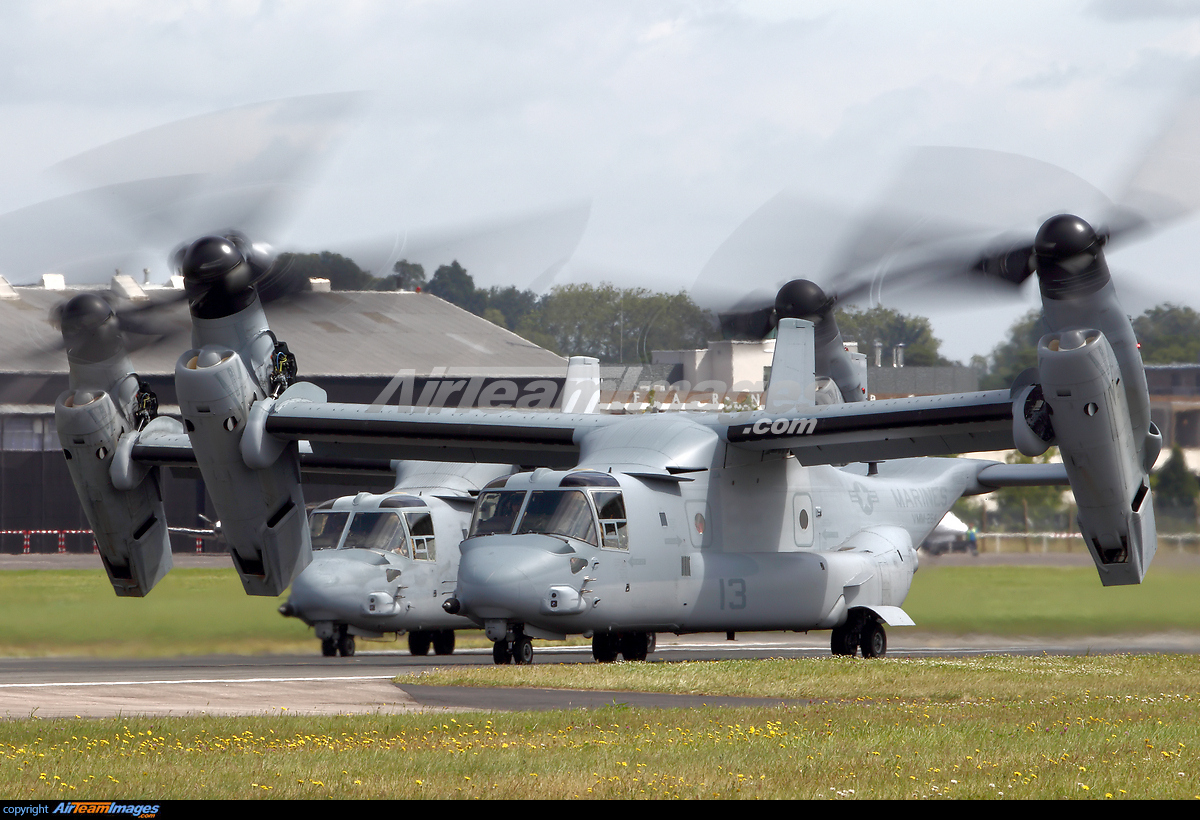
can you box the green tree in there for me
[535,284,713,363]
[1152,444,1198,531]
[426,261,486,314]
[978,309,1044,390]
[1133,304,1200,364]
[987,449,1068,532]
[275,251,374,291]
[834,305,948,367]
[485,285,541,331]
[373,259,426,291]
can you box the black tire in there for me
[830,625,857,656]
[646,632,656,654]
[492,640,512,665]
[338,633,356,657]
[860,621,887,659]
[620,632,649,662]
[514,636,534,665]
[432,630,456,656]
[408,631,431,656]
[321,637,337,657]
[592,632,618,663]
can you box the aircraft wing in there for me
[263,402,615,469]
[131,429,401,488]
[724,390,1016,465]
[131,389,1017,477]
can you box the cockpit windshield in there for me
[470,490,527,537]
[517,490,597,545]
[309,511,349,550]
[341,512,407,554]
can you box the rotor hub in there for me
[180,235,258,319]
[58,293,122,363]
[1033,215,1111,300]
[775,279,839,344]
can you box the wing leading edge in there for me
[724,390,1016,465]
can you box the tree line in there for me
[277,251,954,365]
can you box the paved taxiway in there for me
[2,631,1199,719]
[2,551,1198,717]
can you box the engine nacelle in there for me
[175,344,310,596]
[1039,328,1156,585]
[55,389,172,596]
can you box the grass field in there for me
[1,655,1197,799]
[0,563,1198,656]
[2,566,1200,798]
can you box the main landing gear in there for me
[321,625,356,657]
[830,611,887,659]
[408,630,456,656]
[591,631,656,663]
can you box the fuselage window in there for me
[309,511,349,550]
[517,490,598,546]
[404,511,436,561]
[342,512,407,554]
[470,490,528,537]
[591,490,629,550]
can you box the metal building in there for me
[0,283,567,553]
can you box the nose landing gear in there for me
[320,625,356,657]
[492,628,534,665]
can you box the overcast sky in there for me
[3,0,1200,361]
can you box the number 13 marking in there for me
[719,578,746,610]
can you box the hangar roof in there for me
[0,286,565,379]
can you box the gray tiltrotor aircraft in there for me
[278,461,511,657]
[56,215,1158,663]
[278,359,601,658]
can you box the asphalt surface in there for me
[1,551,1198,718]
[2,631,1198,718]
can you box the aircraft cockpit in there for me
[308,493,437,560]
[468,470,629,550]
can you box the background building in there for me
[0,281,567,553]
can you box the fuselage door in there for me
[792,493,815,549]
[403,511,437,561]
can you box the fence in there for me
[0,529,209,555]
[971,531,1200,555]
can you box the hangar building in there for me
[0,281,567,553]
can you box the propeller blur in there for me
[54,209,1160,664]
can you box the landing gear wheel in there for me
[592,632,618,663]
[830,625,857,657]
[492,640,513,665]
[620,632,650,662]
[432,630,456,655]
[321,637,337,657]
[337,631,356,657]
[513,636,534,665]
[860,621,887,659]
[408,631,431,656]
[646,632,656,654]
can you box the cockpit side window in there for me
[309,511,349,550]
[342,512,407,554]
[517,490,598,545]
[404,511,436,561]
[591,491,629,550]
[470,491,527,537]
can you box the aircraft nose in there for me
[286,553,384,623]
[456,535,582,621]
